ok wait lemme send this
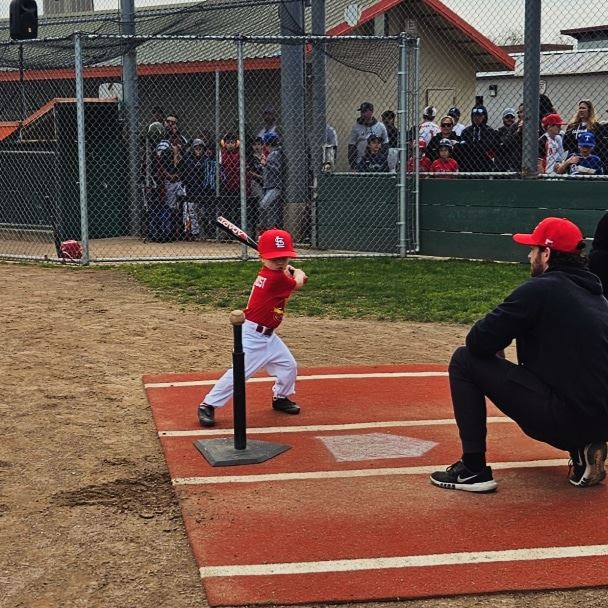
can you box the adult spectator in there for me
[258,133,285,231]
[556,131,604,176]
[247,136,266,234]
[538,113,566,175]
[347,101,388,170]
[563,99,600,156]
[156,114,188,239]
[430,216,608,493]
[381,110,400,171]
[182,139,215,238]
[418,105,440,146]
[447,107,466,137]
[457,104,499,172]
[257,107,279,141]
[357,134,389,172]
[495,107,518,172]
[426,115,460,162]
[589,211,608,297]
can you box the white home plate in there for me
[318,433,438,462]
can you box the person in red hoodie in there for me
[220,132,241,224]
[431,139,459,177]
[407,139,432,173]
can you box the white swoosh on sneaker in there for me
[456,474,478,483]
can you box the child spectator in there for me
[197,229,307,428]
[538,113,566,174]
[219,132,241,224]
[431,139,459,176]
[556,131,604,176]
[381,110,400,171]
[357,134,389,172]
[407,140,432,173]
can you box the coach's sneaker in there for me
[430,460,497,493]
[569,442,607,487]
[272,396,300,415]
[197,404,216,427]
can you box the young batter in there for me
[197,228,307,427]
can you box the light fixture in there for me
[489,84,498,97]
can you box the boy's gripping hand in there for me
[286,265,308,287]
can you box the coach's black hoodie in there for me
[466,266,608,418]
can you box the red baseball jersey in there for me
[244,266,297,328]
[431,157,458,175]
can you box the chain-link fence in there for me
[2,1,608,264]
[0,30,417,263]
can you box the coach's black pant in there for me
[449,346,608,454]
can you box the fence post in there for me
[236,35,248,259]
[522,0,541,178]
[398,33,408,258]
[311,0,326,248]
[74,33,89,265]
[120,0,141,236]
[280,1,308,241]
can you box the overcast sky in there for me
[1,0,606,44]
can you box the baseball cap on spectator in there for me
[542,113,565,128]
[423,105,437,119]
[367,133,383,143]
[502,107,516,118]
[258,229,297,259]
[447,107,461,118]
[192,138,204,147]
[578,131,596,148]
[358,101,374,112]
[512,217,584,254]
[263,132,279,145]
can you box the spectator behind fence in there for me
[257,107,280,142]
[357,134,389,173]
[589,211,608,297]
[556,131,604,176]
[430,139,458,177]
[418,105,440,146]
[447,107,466,137]
[426,115,460,162]
[348,101,388,170]
[457,104,499,173]
[219,132,242,225]
[563,99,599,156]
[538,113,566,175]
[381,110,400,171]
[182,139,215,239]
[258,133,284,231]
[247,136,266,234]
[407,139,432,173]
[156,114,188,239]
[495,107,518,171]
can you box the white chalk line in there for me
[173,459,565,485]
[198,543,608,578]
[160,416,512,437]
[145,370,448,389]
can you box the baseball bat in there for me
[215,216,305,280]
[216,216,258,250]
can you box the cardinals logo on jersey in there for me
[273,306,284,321]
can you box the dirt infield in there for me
[0,263,604,608]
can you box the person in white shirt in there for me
[419,105,440,145]
[538,113,566,174]
[447,107,466,137]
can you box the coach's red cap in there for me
[512,217,584,253]
[258,229,297,259]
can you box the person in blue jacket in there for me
[431,217,608,493]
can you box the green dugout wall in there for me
[316,175,608,262]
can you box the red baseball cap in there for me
[542,113,565,128]
[512,217,584,253]
[258,229,297,259]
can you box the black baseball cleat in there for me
[569,442,607,487]
[272,396,300,415]
[198,404,216,427]
[430,460,497,493]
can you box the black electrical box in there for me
[9,0,38,41]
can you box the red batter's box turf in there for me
[143,364,608,606]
